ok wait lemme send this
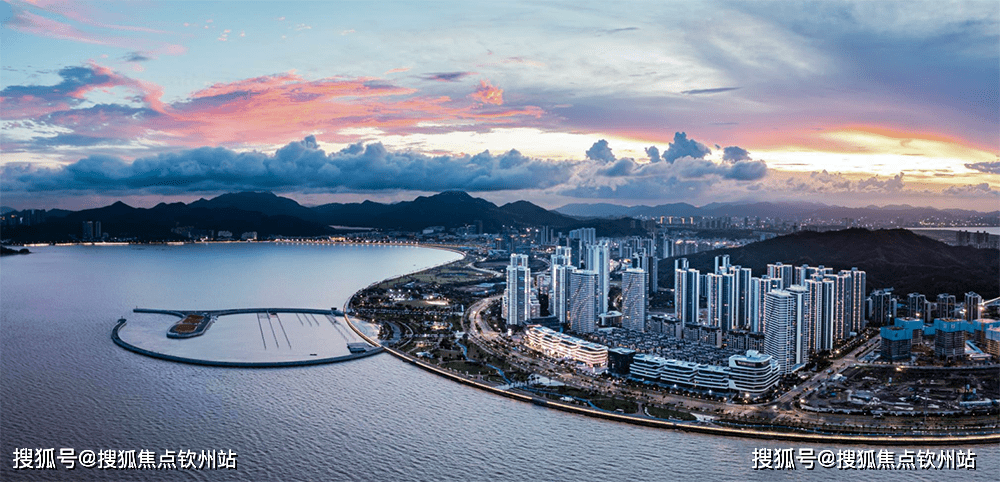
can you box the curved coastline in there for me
[341,244,1000,446]
[110,242,463,368]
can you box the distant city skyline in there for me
[1,1,997,210]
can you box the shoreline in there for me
[340,244,1000,446]
[342,314,999,445]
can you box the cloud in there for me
[662,132,711,163]
[1,65,115,103]
[722,145,751,162]
[680,87,741,95]
[599,27,639,35]
[585,139,615,163]
[469,80,503,105]
[644,146,661,163]
[30,133,129,147]
[943,183,1000,197]
[1,137,574,194]
[2,65,545,151]
[570,138,767,199]
[724,160,768,180]
[423,72,474,82]
[856,173,905,192]
[965,161,1000,175]
[597,159,636,177]
[667,156,767,180]
[124,51,153,62]
[4,1,180,53]
[792,171,908,194]
[0,64,166,118]
[5,6,109,45]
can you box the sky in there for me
[1,0,998,211]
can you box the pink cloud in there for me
[469,80,504,105]
[4,66,546,151]
[7,1,184,53]
[5,8,109,45]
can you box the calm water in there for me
[2,244,996,481]
[911,227,1000,235]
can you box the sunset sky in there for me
[1,0,997,211]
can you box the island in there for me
[0,246,30,256]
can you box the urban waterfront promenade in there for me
[114,307,382,367]
[340,309,999,445]
[336,248,1000,446]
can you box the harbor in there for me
[114,307,382,367]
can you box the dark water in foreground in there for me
[2,244,996,481]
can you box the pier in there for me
[113,307,382,368]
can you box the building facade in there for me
[568,269,599,334]
[504,254,531,327]
[622,268,647,333]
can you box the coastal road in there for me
[466,295,502,342]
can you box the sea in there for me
[910,227,999,235]
[2,243,996,481]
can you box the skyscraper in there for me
[936,293,957,319]
[674,258,700,325]
[764,287,807,375]
[965,292,983,321]
[849,267,866,333]
[786,285,810,367]
[794,264,810,287]
[714,254,731,275]
[550,247,575,325]
[568,228,596,267]
[764,289,794,375]
[586,241,610,314]
[869,289,895,327]
[504,254,531,327]
[569,269,599,334]
[767,262,794,288]
[622,268,647,333]
[806,277,835,352]
[706,272,735,331]
[750,275,783,333]
[732,266,752,330]
[907,293,929,321]
[659,234,673,259]
[832,272,851,341]
[631,251,658,296]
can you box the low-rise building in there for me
[607,347,636,376]
[625,350,780,397]
[523,325,608,367]
[728,350,781,398]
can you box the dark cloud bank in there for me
[2,136,572,194]
[4,133,767,200]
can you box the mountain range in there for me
[659,228,999,297]
[1,191,648,242]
